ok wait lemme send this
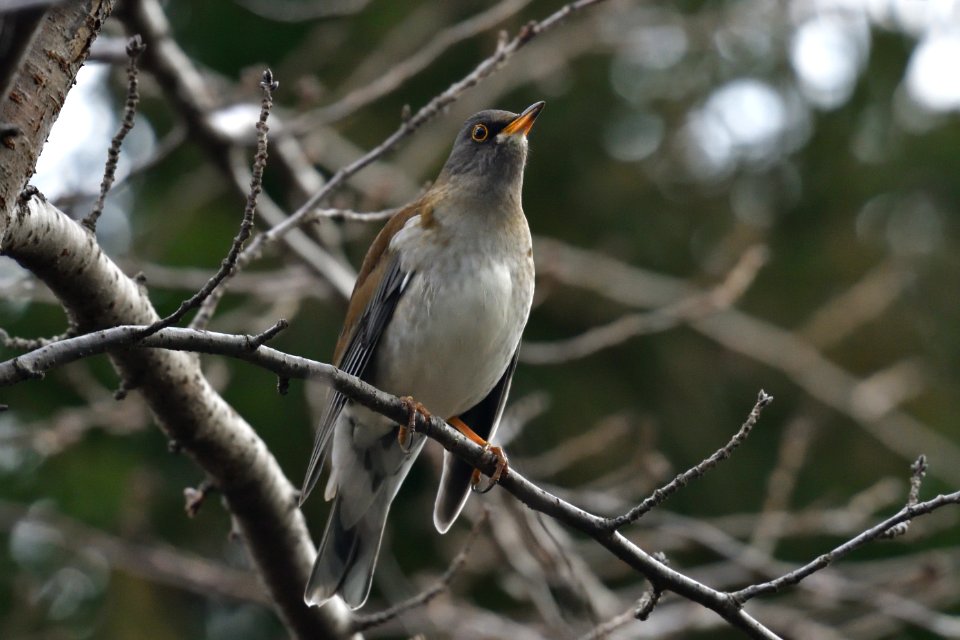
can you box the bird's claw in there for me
[398,396,430,452]
[470,444,508,494]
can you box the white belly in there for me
[373,256,530,419]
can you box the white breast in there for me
[373,210,534,420]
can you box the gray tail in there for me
[304,493,389,609]
[433,451,475,534]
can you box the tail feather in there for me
[433,451,474,534]
[304,493,388,609]
[306,412,426,609]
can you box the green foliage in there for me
[3,0,960,637]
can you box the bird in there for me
[301,101,544,609]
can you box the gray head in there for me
[436,102,545,200]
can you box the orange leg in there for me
[398,396,431,452]
[449,416,509,494]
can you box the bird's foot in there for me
[448,416,509,493]
[470,444,509,494]
[398,396,430,452]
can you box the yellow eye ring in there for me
[471,123,489,142]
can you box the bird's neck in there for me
[433,175,524,223]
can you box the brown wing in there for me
[300,200,428,504]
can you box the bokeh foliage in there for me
[2,1,959,638]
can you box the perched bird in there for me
[301,102,544,609]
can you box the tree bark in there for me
[0,4,355,638]
[0,0,114,221]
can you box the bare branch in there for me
[522,245,768,365]
[294,0,536,128]
[117,0,358,299]
[6,306,960,637]
[730,487,960,605]
[520,246,767,365]
[0,0,116,219]
[184,479,217,518]
[879,454,927,539]
[576,581,664,640]
[82,33,145,231]
[0,322,779,638]
[308,206,398,223]
[2,195,353,639]
[535,237,960,484]
[174,68,274,331]
[191,0,616,325]
[605,390,774,531]
[654,510,960,636]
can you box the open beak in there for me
[502,101,545,137]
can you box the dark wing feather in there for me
[300,253,411,504]
[433,344,521,532]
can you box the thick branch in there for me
[0,317,780,638]
[0,195,353,639]
[7,303,960,637]
[0,0,115,221]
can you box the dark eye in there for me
[471,123,489,142]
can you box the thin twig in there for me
[535,237,960,483]
[730,486,960,605]
[243,318,289,350]
[224,145,359,299]
[75,67,274,341]
[191,0,614,325]
[749,417,815,555]
[307,206,398,223]
[352,509,490,632]
[573,550,661,640]
[0,500,269,604]
[575,604,640,640]
[604,390,774,531]
[148,68,273,334]
[0,326,76,351]
[0,323,782,637]
[56,125,187,208]
[659,511,960,637]
[4,323,958,639]
[879,454,927,539]
[577,576,666,640]
[635,584,664,621]
[83,34,145,232]
[184,479,217,518]
[522,245,768,365]
[294,0,535,128]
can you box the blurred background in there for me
[2,0,960,638]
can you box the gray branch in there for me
[1,195,354,639]
[0,291,776,637]
[7,238,956,637]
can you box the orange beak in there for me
[502,101,545,137]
